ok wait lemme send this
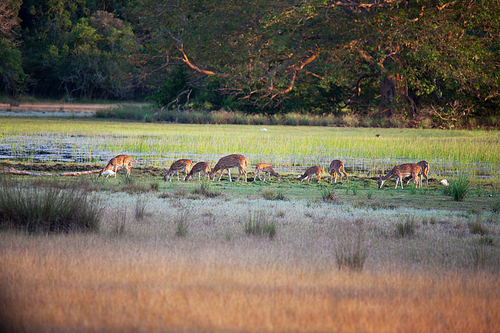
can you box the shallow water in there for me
[0,134,498,179]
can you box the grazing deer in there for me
[378,163,422,189]
[164,159,193,181]
[99,154,132,178]
[184,162,211,181]
[254,163,280,181]
[329,159,349,184]
[403,160,429,188]
[298,166,323,182]
[210,154,248,182]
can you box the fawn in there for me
[254,163,280,181]
[329,159,349,184]
[210,154,248,182]
[403,160,429,188]
[164,159,193,181]
[99,154,132,178]
[378,163,422,189]
[298,166,323,182]
[184,162,211,181]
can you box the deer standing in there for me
[184,162,211,181]
[329,159,349,184]
[298,166,323,182]
[210,154,248,182]
[164,159,193,181]
[99,154,132,178]
[404,160,429,188]
[254,163,280,181]
[378,163,422,189]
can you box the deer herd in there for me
[99,153,430,189]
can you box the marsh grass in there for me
[0,176,102,233]
[468,220,488,235]
[334,219,369,271]
[245,211,276,239]
[346,181,359,195]
[491,200,500,213]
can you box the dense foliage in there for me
[1,0,499,126]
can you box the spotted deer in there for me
[403,160,429,188]
[329,159,349,184]
[184,162,211,181]
[378,163,422,189]
[254,163,280,181]
[99,154,132,178]
[298,166,323,182]
[210,154,248,182]
[164,159,193,181]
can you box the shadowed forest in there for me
[1,0,500,127]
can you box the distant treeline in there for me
[1,1,499,128]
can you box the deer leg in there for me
[228,169,232,182]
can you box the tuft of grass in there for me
[135,195,147,220]
[443,176,471,201]
[366,188,374,199]
[468,221,488,236]
[150,181,160,191]
[395,215,416,238]
[0,176,102,233]
[334,219,369,272]
[245,211,276,239]
[346,181,358,195]
[491,200,500,214]
[261,188,286,201]
[408,183,417,195]
[321,187,339,203]
[175,209,190,237]
[192,181,220,198]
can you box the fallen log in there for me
[0,167,55,176]
[0,159,144,177]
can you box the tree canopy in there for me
[1,0,499,125]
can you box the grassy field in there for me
[1,118,500,332]
[1,118,500,170]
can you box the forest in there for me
[1,0,499,127]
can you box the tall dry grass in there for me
[1,193,500,332]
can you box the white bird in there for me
[101,169,117,178]
[440,179,449,186]
[260,128,268,131]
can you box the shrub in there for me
[0,177,102,233]
[395,215,416,238]
[334,219,369,271]
[245,211,276,239]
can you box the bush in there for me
[0,177,102,233]
[192,181,220,198]
[321,187,338,203]
[245,211,276,239]
[175,209,189,237]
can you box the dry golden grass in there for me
[1,193,500,332]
